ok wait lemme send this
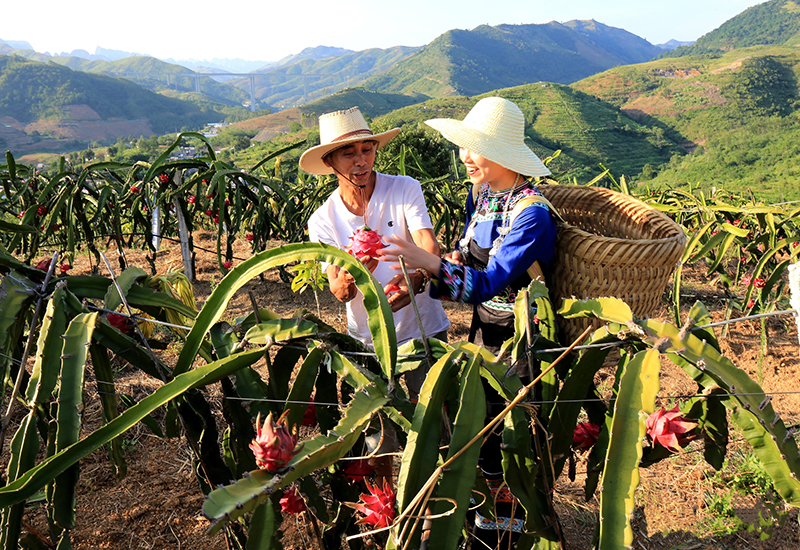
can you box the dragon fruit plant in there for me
[2,239,800,550]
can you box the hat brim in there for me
[299,128,401,175]
[425,119,550,178]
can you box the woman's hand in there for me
[378,234,441,277]
[443,250,464,265]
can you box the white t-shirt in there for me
[308,172,451,346]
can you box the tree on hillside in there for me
[720,56,799,118]
[374,124,452,179]
[233,135,251,152]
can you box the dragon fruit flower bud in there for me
[646,406,697,452]
[346,226,384,260]
[347,479,396,528]
[249,412,302,472]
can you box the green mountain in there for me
[228,46,419,109]
[1,49,249,107]
[573,44,800,201]
[0,54,226,149]
[363,20,664,98]
[367,82,682,181]
[665,0,800,57]
[298,87,428,119]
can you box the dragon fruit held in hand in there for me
[249,412,303,472]
[346,226,384,260]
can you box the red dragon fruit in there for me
[301,398,317,426]
[108,313,134,335]
[249,412,303,472]
[279,485,307,515]
[342,458,375,482]
[346,226,384,260]
[572,421,601,450]
[646,406,697,452]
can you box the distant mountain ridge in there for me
[363,20,664,97]
[665,0,800,56]
[0,55,223,151]
[229,46,420,108]
[0,38,34,51]
[0,50,250,106]
[656,39,695,51]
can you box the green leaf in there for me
[90,343,127,478]
[598,349,661,549]
[283,345,323,430]
[558,297,634,325]
[246,500,279,550]
[243,318,319,344]
[0,349,266,508]
[396,349,464,516]
[173,243,395,380]
[53,312,97,529]
[427,354,484,550]
[103,267,148,311]
[0,412,39,548]
[25,284,69,405]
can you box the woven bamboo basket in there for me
[536,184,687,345]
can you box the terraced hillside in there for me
[375,83,683,180]
[573,45,800,200]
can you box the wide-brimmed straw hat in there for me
[424,97,550,177]
[299,106,400,175]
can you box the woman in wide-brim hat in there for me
[378,96,558,545]
[379,96,557,349]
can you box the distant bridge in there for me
[107,72,354,111]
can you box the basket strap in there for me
[509,195,562,224]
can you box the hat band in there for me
[330,129,375,143]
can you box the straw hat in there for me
[299,106,400,175]
[424,97,550,177]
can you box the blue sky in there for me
[2,0,766,63]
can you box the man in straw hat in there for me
[301,106,451,485]
[378,96,557,546]
[300,106,450,368]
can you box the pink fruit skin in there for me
[249,412,302,472]
[347,227,384,260]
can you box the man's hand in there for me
[383,270,426,312]
[327,255,379,303]
[327,265,357,302]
